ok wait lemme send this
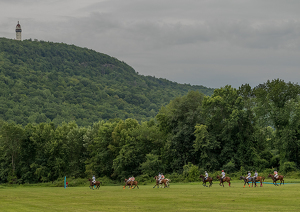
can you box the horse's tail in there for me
[262,177,265,181]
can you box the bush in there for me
[135,174,153,185]
[140,154,164,177]
[222,161,236,173]
[165,172,185,183]
[183,163,200,182]
[281,161,297,173]
[98,176,116,186]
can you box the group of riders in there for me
[125,172,165,184]
[92,172,166,185]
[202,170,280,183]
[91,169,281,187]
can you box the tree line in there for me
[1,79,299,184]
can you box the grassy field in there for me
[1,180,300,212]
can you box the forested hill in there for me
[0,38,214,126]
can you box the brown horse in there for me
[268,174,284,186]
[124,179,139,189]
[199,174,213,187]
[88,179,101,190]
[216,175,231,187]
[253,176,265,187]
[153,176,169,188]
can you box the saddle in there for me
[247,177,253,182]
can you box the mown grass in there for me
[0,180,300,212]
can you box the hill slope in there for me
[0,38,214,126]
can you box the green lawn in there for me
[1,181,300,212]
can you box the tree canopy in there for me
[1,80,299,184]
[0,38,214,126]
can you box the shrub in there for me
[183,162,200,182]
[165,172,185,183]
[281,161,297,173]
[222,161,236,173]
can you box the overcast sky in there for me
[1,0,300,88]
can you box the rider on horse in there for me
[254,170,258,180]
[204,171,208,181]
[92,175,96,184]
[159,173,165,183]
[127,176,135,183]
[221,170,225,180]
[246,171,251,181]
[274,170,278,180]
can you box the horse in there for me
[268,174,284,186]
[199,174,213,187]
[88,178,101,190]
[253,176,265,187]
[153,176,169,188]
[216,175,231,187]
[239,176,256,187]
[124,179,139,189]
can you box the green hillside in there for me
[0,38,214,126]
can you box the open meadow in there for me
[1,180,300,212]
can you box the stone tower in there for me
[16,21,22,41]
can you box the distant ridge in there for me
[0,38,214,126]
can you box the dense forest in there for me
[0,38,213,126]
[1,79,300,184]
[0,38,299,184]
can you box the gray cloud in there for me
[1,0,300,88]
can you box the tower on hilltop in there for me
[16,21,22,41]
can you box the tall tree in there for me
[0,122,25,176]
[156,91,204,171]
[253,79,300,166]
[197,85,261,171]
